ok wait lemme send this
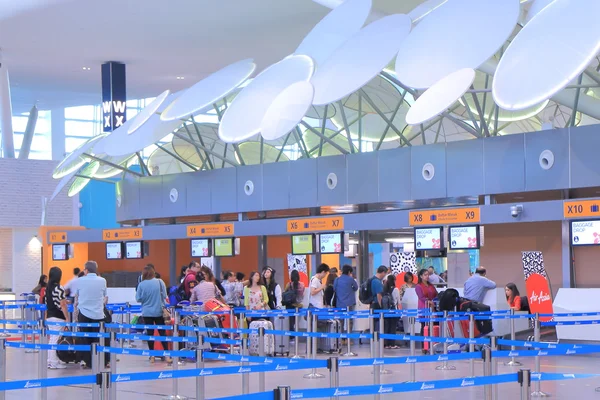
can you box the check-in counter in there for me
[553,288,600,343]
[107,288,138,305]
[401,287,529,337]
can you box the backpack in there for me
[282,285,297,307]
[168,284,188,306]
[381,292,395,310]
[56,335,78,363]
[438,288,460,311]
[359,277,375,305]
[520,295,530,313]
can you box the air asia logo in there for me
[333,389,349,396]
[24,381,41,389]
[238,367,251,373]
[378,386,393,393]
[508,351,519,357]
[563,374,575,378]
[158,372,173,379]
[437,355,448,361]
[420,383,435,390]
[372,359,384,365]
[339,360,350,366]
[566,349,576,355]
[115,375,131,382]
[275,365,288,371]
[405,357,417,363]
[102,101,126,129]
[263,358,273,364]
[529,290,551,305]
[537,351,548,356]
[199,369,213,376]
[461,379,475,387]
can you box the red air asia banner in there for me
[522,251,554,322]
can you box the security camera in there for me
[510,205,523,218]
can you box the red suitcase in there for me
[204,298,238,330]
[423,323,455,351]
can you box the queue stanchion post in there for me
[376,311,391,375]
[436,311,455,371]
[506,309,522,366]
[165,312,186,400]
[292,308,303,359]
[373,331,381,400]
[0,339,5,400]
[274,386,291,400]
[482,345,492,400]
[520,369,532,400]
[38,323,47,400]
[406,316,416,383]
[468,313,475,377]
[368,308,374,357]
[92,343,100,400]
[196,348,205,400]
[303,309,313,364]
[491,336,499,400]
[0,303,7,337]
[229,309,236,356]
[304,311,324,379]
[109,332,117,400]
[428,305,435,356]
[27,305,38,353]
[19,303,26,344]
[241,336,249,394]
[531,313,549,398]
[341,306,356,357]
[328,356,339,400]
[258,327,266,392]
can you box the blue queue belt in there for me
[6,342,91,351]
[116,333,195,343]
[497,339,600,352]
[203,351,327,367]
[494,347,600,358]
[45,321,100,328]
[47,330,109,339]
[209,391,274,400]
[337,352,479,368]
[0,375,97,391]
[290,374,519,398]
[98,345,196,359]
[0,319,38,326]
[542,320,600,326]
[0,328,40,335]
[106,323,173,331]
[380,333,490,346]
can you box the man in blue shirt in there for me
[463,267,496,303]
[333,265,358,310]
[370,266,388,332]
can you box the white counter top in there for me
[553,288,600,343]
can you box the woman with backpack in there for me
[382,275,401,349]
[282,270,305,331]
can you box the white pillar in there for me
[50,108,65,160]
[0,62,14,158]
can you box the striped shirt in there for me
[190,281,220,308]
[46,283,66,320]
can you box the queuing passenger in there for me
[222,271,242,306]
[75,261,109,369]
[382,275,401,349]
[191,266,225,307]
[179,265,189,284]
[45,266,69,369]
[505,283,522,311]
[415,268,438,350]
[309,263,330,309]
[33,274,48,304]
[370,266,389,333]
[64,268,81,297]
[183,261,201,298]
[135,264,172,365]
[398,272,415,304]
[463,267,496,303]
[284,270,305,332]
[323,268,338,307]
[262,267,282,310]
[440,271,448,282]
[244,271,269,322]
[333,265,358,310]
[427,267,445,284]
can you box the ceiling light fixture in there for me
[384,237,414,244]
[176,76,185,80]
[82,67,91,71]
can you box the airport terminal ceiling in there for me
[24,0,600,199]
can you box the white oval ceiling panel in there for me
[102,94,183,157]
[525,0,554,23]
[493,0,600,111]
[295,0,372,66]
[311,13,411,106]
[395,0,520,89]
[408,0,447,24]
[128,90,170,134]
[94,154,136,179]
[218,55,315,143]
[147,143,194,175]
[52,134,107,179]
[261,81,315,141]
[235,142,290,165]
[406,68,475,125]
[161,59,256,122]
[67,161,100,197]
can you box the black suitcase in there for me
[459,300,493,335]
[57,335,78,364]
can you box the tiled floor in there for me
[3,341,599,399]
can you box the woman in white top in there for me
[261,267,282,310]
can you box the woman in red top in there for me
[505,283,522,311]
[415,268,438,352]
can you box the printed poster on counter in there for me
[287,254,308,287]
[521,251,554,322]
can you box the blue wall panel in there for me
[570,125,600,188]
[410,143,446,200]
[138,176,163,218]
[525,128,569,191]
[289,158,317,208]
[483,134,525,194]
[347,151,378,204]
[185,171,212,215]
[161,174,188,217]
[209,168,237,214]
[236,164,263,212]
[378,147,411,202]
[262,162,290,211]
[79,180,119,229]
[317,155,347,205]
[446,139,484,197]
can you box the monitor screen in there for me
[125,241,143,259]
[52,244,69,261]
[291,234,315,255]
[449,226,480,250]
[414,227,443,251]
[191,239,212,257]
[106,242,123,260]
[571,220,600,246]
[319,232,343,254]
[214,238,234,257]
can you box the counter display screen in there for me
[571,220,600,246]
[125,241,143,259]
[214,238,234,257]
[449,226,480,250]
[52,244,69,261]
[414,227,443,250]
[319,232,343,254]
[191,239,211,257]
[106,242,123,260]
[291,234,315,255]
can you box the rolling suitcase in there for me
[57,335,78,364]
[318,319,341,354]
[204,298,238,330]
[249,320,275,356]
[459,300,492,335]
[272,315,291,356]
